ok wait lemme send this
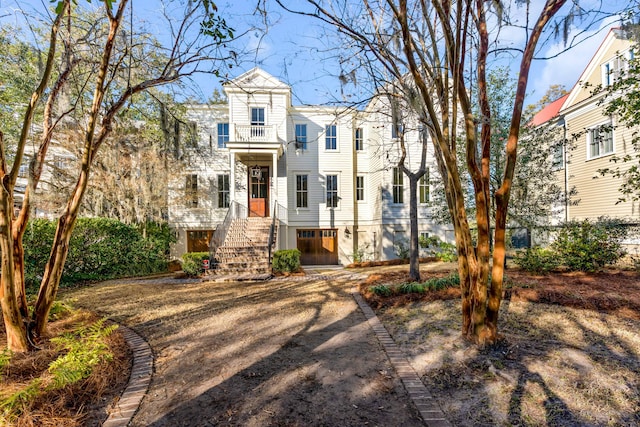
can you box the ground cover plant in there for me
[0,305,130,426]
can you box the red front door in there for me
[249,166,269,217]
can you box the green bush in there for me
[513,247,560,274]
[369,284,392,296]
[399,282,425,294]
[272,249,301,273]
[180,252,209,276]
[435,242,457,262]
[23,218,174,291]
[552,218,628,272]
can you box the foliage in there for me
[23,218,173,290]
[181,252,209,276]
[369,284,392,297]
[272,249,301,273]
[434,242,458,262]
[418,235,441,248]
[513,247,561,274]
[596,44,640,203]
[372,272,460,296]
[394,242,410,260]
[0,319,116,422]
[552,218,629,272]
[0,349,11,381]
[351,244,370,263]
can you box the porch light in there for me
[250,165,262,178]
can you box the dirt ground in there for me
[5,263,639,426]
[360,264,640,426]
[63,271,424,426]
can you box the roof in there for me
[529,94,569,126]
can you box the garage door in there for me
[296,229,338,265]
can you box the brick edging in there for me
[352,290,452,427]
[102,324,154,427]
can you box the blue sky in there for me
[1,0,634,107]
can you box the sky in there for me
[0,0,634,107]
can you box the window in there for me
[188,122,198,146]
[325,125,337,150]
[251,107,265,126]
[391,123,404,139]
[355,128,364,151]
[392,167,403,204]
[419,170,429,203]
[420,232,429,240]
[356,175,365,201]
[186,174,198,208]
[551,142,564,169]
[295,124,307,150]
[588,125,614,158]
[296,174,308,208]
[217,123,229,148]
[326,174,338,207]
[217,174,229,208]
[251,107,265,137]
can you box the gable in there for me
[563,29,634,109]
[224,67,290,92]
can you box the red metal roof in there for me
[529,94,569,127]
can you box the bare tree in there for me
[1,0,238,351]
[275,0,620,345]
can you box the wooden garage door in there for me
[296,229,338,265]
[187,230,213,253]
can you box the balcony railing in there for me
[234,124,276,143]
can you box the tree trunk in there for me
[408,176,421,282]
[0,190,29,352]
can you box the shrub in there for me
[23,218,174,290]
[552,218,628,272]
[272,249,301,273]
[394,242,410,259]
[423,272,460,290]
[399,282,425,294]
[513,247,560,274]
[369,284,392,296]
[435,242,457,262]
[181,252,209,276]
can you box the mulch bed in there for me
[360,267,640,320]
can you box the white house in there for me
[169,68,451,266]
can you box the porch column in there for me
[229,152,236,204]
[272,152,278,212]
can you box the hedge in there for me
[23,218,174,291]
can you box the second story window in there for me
[326,174,338,207]
[217,123,229,148]
[296,174,308,208]
[393,167,403,204]
[391,123,404,139]
[356,175,365,201]
[186,174,198,208]
[419,170,429,204]
[588,125,613,159]
[325,125,337,150]
[355,128,364,151]
[217,174,230,208]
[295,124,307,150]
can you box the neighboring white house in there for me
[169,68,451,264]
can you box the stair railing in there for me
[268,201,286,265]
[209,201,248,266]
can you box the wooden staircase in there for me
[211,217,275,278]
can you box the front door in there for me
[249,166,269,217]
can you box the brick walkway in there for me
[102,326,153,427]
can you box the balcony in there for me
[234,124,277,143]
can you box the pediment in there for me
[224,67,290,91]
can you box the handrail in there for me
[268,201,278,265]
[209,201,248,265]
[267,202,287,264]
